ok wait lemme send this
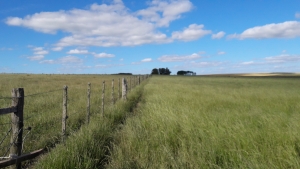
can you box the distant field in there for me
[108,75,300,168]
[200,73,300,77]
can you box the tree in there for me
[159,68,166,75]
[165,67,171,75]
[151,68,171,75]
[177,70,187,75]
[151,68,159,75]
[177,70,196,75]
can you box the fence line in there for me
[0,74,150,168]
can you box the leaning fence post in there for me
[62,86,68,144]
[111,79,115,105]
[122,78,127,100]
[10,88,24,169]
[86,83,91,124]
[102,81,105,117]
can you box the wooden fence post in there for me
[138,76,140,85]
[10,88,24,169]
[62,86,68,144]
[102,81,105,117]
[111,79,115,105]
[122,78,127,100]
[118,78,120,99]
[86,83,91,124]
[129,77,131,92]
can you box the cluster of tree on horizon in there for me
[177,70,196,75]
[151,68,171,75]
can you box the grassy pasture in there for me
[108,75,300,168]
[0,74,137,162]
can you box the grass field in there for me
[107,75,300,168]
[0,74,142,168]
[1,74,300,168]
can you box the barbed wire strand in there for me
[24,89,62,98]
[2,126,23,158]
[0,127,12,148]
[0,88,62,100]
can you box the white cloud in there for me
[296,12,300,19]
[27,55,44,61]
[40,56,83,64]
[58,56,83,63]
[26,47,48,61]
[6,0,195,48]
[67,49,89,54]
[241,61,255,65]
[52,47,63,51]
[40,60,55,64]
[228,21,300,39]
[211,31,225,39]
[158,53,201,62]
[95,63,124,68]
[93,52,115,58]
[31,47,49,55]
[141,58,152,62]
[265,54,300,63]
[136,0,193,27]
[217,51,226,55]
[191,61,223,67]
[172,24,211,41]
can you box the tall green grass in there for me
[108,76,300,168]
[32,82,145,168]
[0,74,140,167]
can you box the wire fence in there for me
[0,74,150,168]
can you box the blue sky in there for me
[1,0,300,75]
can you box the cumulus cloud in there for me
[67,49,89,54]
[158,53,201,62]
[136,0,193,27]
[32,47,49,55]
[211,31,225,39]
[40,60,55,64]
[39,56,83,64]
[58,56,84,63]
[131,58,153,65]
[190,61,223,67]
[95,63,124,68]
[27,55,44,61]
[241,61,255,65]
[237,54,300,68]
[5,0,198,48]
[228,21,300,39]
[93,52,115,58]
[27,47,48,61]
[265,54,300,63]
[172,24,211,41]
[141,58,152,62]
[52,46,63,51]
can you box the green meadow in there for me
[1,74,300,168]
[108,76,300,168]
